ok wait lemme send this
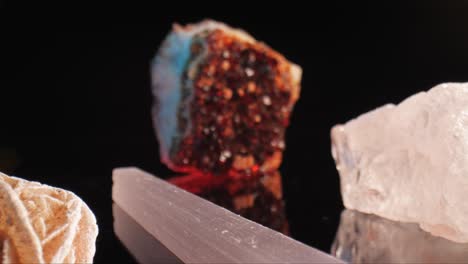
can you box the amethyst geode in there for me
[151,20,302,176]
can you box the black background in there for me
[2,2,468,263]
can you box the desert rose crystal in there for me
[0,172,98,263]
[151,20,301,176]
[331,83,468,243]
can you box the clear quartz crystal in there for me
[331,83,468,243]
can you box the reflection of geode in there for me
[0,172,98,263]
[169,171,288,234]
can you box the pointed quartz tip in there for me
[331,82,468,243]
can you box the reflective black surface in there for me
[332,210,468,263]
[3,2,468,263]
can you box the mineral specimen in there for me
[332,210,468,263]
[169,170,288,234]
[151,20,302,176]
[331,83,468,243]
[112,167,341,263]
[113,204,182,264]
[0,172,98,263]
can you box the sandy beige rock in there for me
[331,83,468,243]
[0,172,98,263]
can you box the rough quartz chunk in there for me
[331,83,468,243]
[151,20,301,176]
